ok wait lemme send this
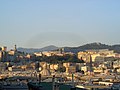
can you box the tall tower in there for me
[14,45,17,62]
[89,55,93,72]
[14,45,17,52]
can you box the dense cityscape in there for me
[1,0,120,90]
[0,43,120,90]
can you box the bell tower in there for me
[14,45,17,52]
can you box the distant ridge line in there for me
[17,43,120,53]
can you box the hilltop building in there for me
[0,45,25,62]
[7,45,18,62]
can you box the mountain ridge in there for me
[63,42,120,53]
[17,43,120,53]
[18,45,59,53]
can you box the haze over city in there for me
[0,0,120,49]
[1,1,120,90]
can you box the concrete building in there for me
[1,46,7,51]
[0,46,8,62]
[66,66,76,74]
[81,66,90,73]
[34,52,42,57]
[78,49,117,63]
[0,50,8,62]
[63,63,76,74]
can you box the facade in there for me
[0,50,8,62]
[63,63,76,73]
[78,49,117,63]
[34,52,42,57]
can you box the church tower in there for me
[14,45,17,52]
[14,45,17,62]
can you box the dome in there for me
[43,63,47,69]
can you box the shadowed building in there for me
[0,46,8,62]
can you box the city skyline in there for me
[0,0,120,49]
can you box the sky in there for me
[0,0,120,49]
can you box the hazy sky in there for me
[0,0,120,49]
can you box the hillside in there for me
[18,45,59,53]
[64,43,120,53]
[17,43,120,54]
